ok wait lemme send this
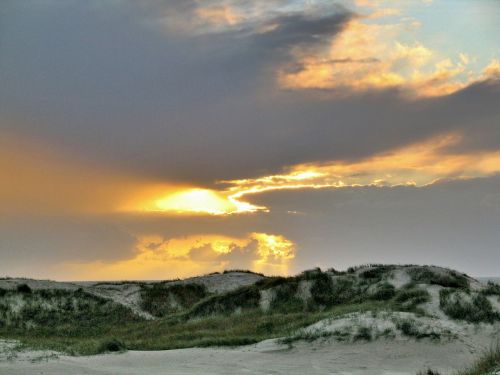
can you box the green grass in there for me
[0,301,392,355]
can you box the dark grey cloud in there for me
[0,214,136,269]
[1,1,499,185]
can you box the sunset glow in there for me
[2,0,500,280]
[131,133,500,217]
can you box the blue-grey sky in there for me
[1,0,499,279]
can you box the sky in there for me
[1,0,499,280]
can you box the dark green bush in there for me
[310,272,334,307]
[409,268,469,289]
[395,288,430,307]
[17,284,32,294]
[331,277,363,304]
[353,326,372,341]
[439,290,500,323]
[97,339,126,353]
[481,282,500,296]
[141,283,207,317]
[359,266,394,281]
[370,282,396,301]
[271,282,303,312]
[189,285,260,317]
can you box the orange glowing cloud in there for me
[128,133,500,216]
[278,4,499,98]
[59,232,295,280]
[195,6,243,27]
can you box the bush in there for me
[439,290,500,323]
[141,283,208,317]
[223,269,264,276]
[481,282,500,296]
[409,268,469,289]
[330,277,361,304]
[271,282,303,312]
[189,285,260,317]
[97,339,126,353]
[16,284,32,294]
[395,318,440,340]
[359,266,394,281]
[395,287,430,309]
[370,282,396,301]
[353,326,372,341]
[310,272,335,307]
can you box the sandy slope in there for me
[0,334,497,375]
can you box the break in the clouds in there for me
[0,0,499,279]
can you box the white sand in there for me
[1,334,497,375]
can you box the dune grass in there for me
[418,344,500,375]
[457,344,500,375]
[0,301,391,355]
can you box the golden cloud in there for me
[59,232,295,280]
[278,4,500,97]
[132,133,500,216]
[195,6,243,26]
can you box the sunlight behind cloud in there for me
[60,232,296,280]
[130,133,500,216]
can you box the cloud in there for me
[1,0,500,279]
[58,232,295,280]
[1,1,499,187]
[125,132,500,215]
[278,5,500,97]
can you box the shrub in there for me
[310,272,335,307]
[353,326,372,341]
[189,285,260,317]
[439,290,500,323]
[141,283,207,317]
[417,370,442,375]
[481,282,500,296]
[395,287,430,309]
[223,269,264,276]
[16,284,32,294]
[97,339,126,353]
[409,268,469,289]
[370,282,396,301]
[0,288,7,297]
[395,318,440,340]
[330,277,361,304]
[359,266,394,281]
[271,282,303,312]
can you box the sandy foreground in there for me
[0,336,495,375]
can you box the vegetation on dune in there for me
[417,343,500,375]
[481,282,500,297]
[0,265,498,356]
[409,268,470,289]
[439,289,500,323]
[0,288,141,331]
[6,301,390,355]
[140,283,208,317]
